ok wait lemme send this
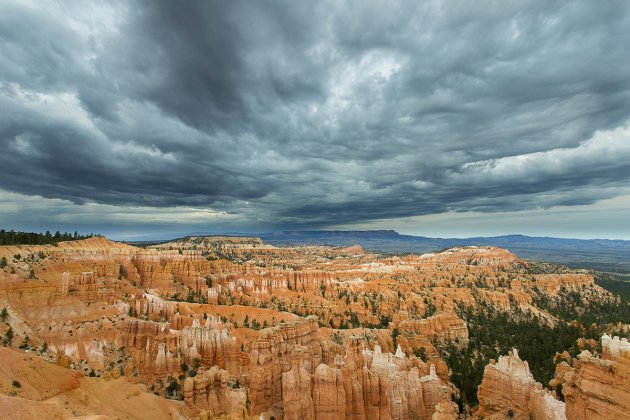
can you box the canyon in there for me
[0,236,628,419]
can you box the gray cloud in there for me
[1,0,630,232]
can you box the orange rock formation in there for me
[0,236,622,419]
[553,334,630,420]
[476,349,567,419]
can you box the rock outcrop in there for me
[123,315,241,379]
[282,345,316,420]
[3,236,628,420]
[312,362,347,419]
[397,311,469,344]
[246,317,449,420]
[183,366,247,418]
[476,349,566,420]
[554,335,630,420]
[534,274,595,295]
[248,317,322,415]
[432,386,459,420]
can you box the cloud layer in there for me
[1,0,630,233]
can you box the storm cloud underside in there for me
[1,0,630,236]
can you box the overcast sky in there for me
[1,1,630,240]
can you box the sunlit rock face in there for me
[248,317,322,416]
[183,366,247,419]
[244,315,451,420]
[1,236,623,419]
[476,349,567,420]
[432,386,459,420]
[123,315,240,380]
[553,334,630,420]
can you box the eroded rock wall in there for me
[556,335,630,420]
[476,349,566,420]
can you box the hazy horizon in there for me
[4,225,630,243]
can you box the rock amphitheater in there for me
[0,236,627,419]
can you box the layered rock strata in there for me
[432,386,459,420]
[555,335,630,420]
[123,316,240,379]
[183,366,247,418]
[476,349,566,420]
[238,316,451,420]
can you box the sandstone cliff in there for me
[476,349,566,420]
[183,366,247,419]
[123,315,241,379]
[2,236,627,420]
[554,334,630,420]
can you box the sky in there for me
[1,0,630,240]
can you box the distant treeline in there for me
[0,229,96,245]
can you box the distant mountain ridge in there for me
[257,230,630,273]
[129,230,630,273]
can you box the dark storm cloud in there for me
[1,0,630,228]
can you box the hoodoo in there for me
[0,237,628,419]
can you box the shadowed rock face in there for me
[0,236,621,419]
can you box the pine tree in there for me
[0,307,8,322]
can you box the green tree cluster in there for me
[0,229,96,245]
[441,300,623,411]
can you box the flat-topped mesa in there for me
[423,246,522,269]
[476,348,566,420]
[555,334,630,420]
[150,236,279,262]
[337,244,366,254]
[151,235,267,251]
